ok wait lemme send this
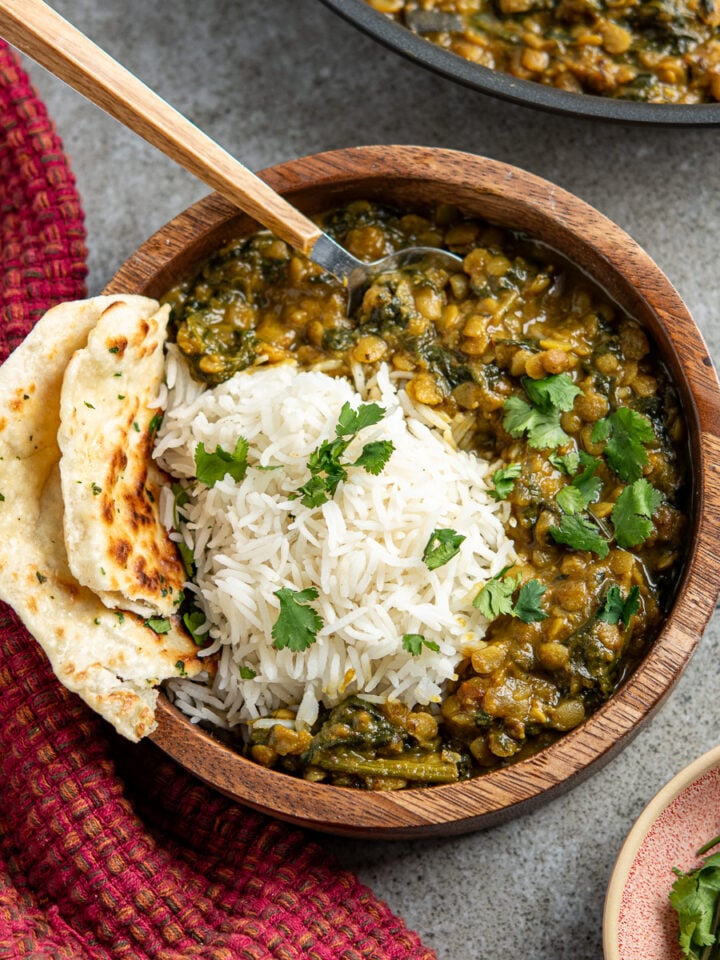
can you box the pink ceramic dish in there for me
[604,743,720,960]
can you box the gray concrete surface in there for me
[15,1,720,957]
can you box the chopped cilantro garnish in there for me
[503,374,582,451]
[0,492,5,501]
[549,513,610,558]
[148,412,163,436]
[352,439,396,475]
[473,567,519,619]
[489,463,522,501]
[91,482,102,496]
[402,633,441,656]
[239,665,258,679]
[513,580,548,623]
[177,541,195,577]
[422,528,465,570]
[84,401,95,409]
[555,485,587,515]
[183,609,207,645]
[293,402,393,508]
[271,587,323,652]
[175,660,187,677]
[108,346,119,354]
[549,450,580,476]
[503,396,569,450]
[523,373,582,413]
[145,617,171,634]
[132,421,140,432]
[115,611,125,624]
[598,585,641,627]
[334,402,380,435]
[36,571,47,584]
[473,568,548,624]
[555,454,602,514]
[194,436,249,488]
[611,478,662,548]
[591,407,657,483]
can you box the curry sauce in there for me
[164,201,688,790]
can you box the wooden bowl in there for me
[104,146,720,838]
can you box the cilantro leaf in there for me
[573,454,603,501]
[148,412,163,436]
[177,541,195,577]
[556,485,588,515]
[503,395,570,450]
[195,436,249,488]
[514,580,548,623]
[549,514,610,558]
[472,569,548,623]
[145,617,171,634]
[352,439,395,475]
[272,587,323,652]
[422,528,466,570]
[473,570,520,619]
[336,401,384,437]
[556,454,603,514]
[549,450,580,476]
[294,403,391,507]
[591,408,657,483]
[402,633,441,656]
[489,463,522,501]
[670,851,720,958]
[183,609,207,646]
[523,373,581,413]
[598,585,641,627]
[611,478,662,548]
[239,665,257,679]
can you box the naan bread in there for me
[58,298,185,617]
[0,296,202,741]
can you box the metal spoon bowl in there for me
[0,0,464,312]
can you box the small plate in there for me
[604,743,720,960]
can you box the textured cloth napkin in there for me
[0,40,435,960]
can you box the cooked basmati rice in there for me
[155,349,516,731]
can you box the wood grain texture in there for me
[105,147,720,837]
[0,0,322,253]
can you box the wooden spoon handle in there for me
[0,0,323,254]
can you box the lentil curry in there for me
[365,0,720,102]
[164,200,688,790]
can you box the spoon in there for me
[0,0,463,313]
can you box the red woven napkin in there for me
[0,40,435,960]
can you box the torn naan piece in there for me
[58,298,185,617]
[0,296,202,741]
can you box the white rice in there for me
[155,348,516,731]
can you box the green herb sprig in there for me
[402,634,441,656]
[271,586,323,652]
[293,402,394,508]
[422,528,465,570]
[670,836,720,959]
[194,436,249,488]
[473,568,548,624]
[503,373,582,451]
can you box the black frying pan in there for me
[319,0,720,126]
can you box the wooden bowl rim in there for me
[105,146,720,837]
